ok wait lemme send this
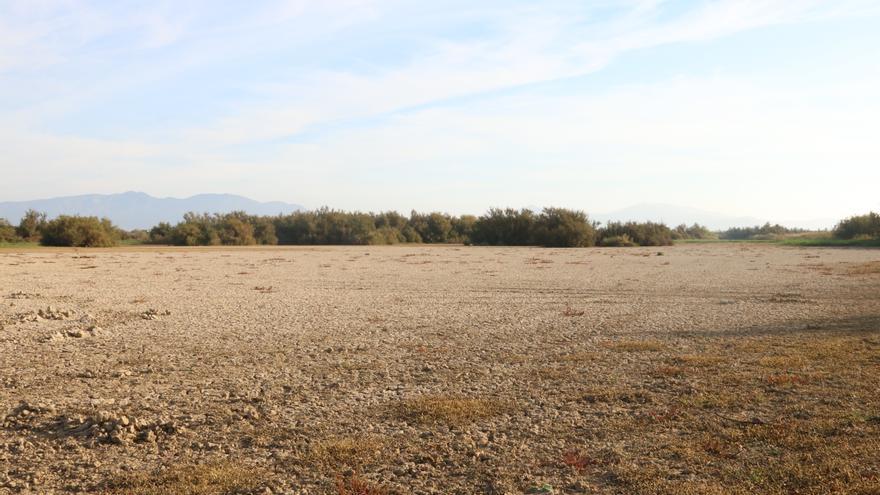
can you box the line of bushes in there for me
[671,223,717,241]
[7,207,874,248]
[833,212,880,240]
[718,223,807,241]
[0,210,123,247]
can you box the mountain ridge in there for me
[0,192,304,230]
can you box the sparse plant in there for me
[562,306,585,317]
[335,474,389,495]
[395,396,503,425]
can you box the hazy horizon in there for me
[2,1,879,221]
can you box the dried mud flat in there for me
[1,244,878,495]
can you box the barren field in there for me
[1,244,879,494]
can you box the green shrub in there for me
[533,208,597,247]
[672,223,717,240]
[370,226,406,245]
[39,216,120,247]
[217,217,256,245]
[720,223,805,240]
[599,221,673,246]
[149,222,174,244]
[121,229,149,243]
[17,209,46,241]
[252,217,278,245]
[0,218,21,243]
[470,208,537,246]
[833,212,880,240]
[451,215,477,243]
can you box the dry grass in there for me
[604,339,667,352]
[758,355,807,369]
[106,461,266,495]
[393,396,504,425]
[671,354,725,367]
[335,474,390,495]
[310,435,386,469]
[843,261,880,275]
[578,385,652,404]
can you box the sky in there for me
[1,0,879,222]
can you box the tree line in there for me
[2,207,877,248]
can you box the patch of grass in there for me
[335,474,390,495]
[106,461,266,495]
[310,435,385,469]
[759,355,806,369]
[781,237,880,247]
[578,386,652,404]
[653,365,687,377]
[0,241,40,249]
[604,340,666,352]
[841,261,880,275]
[394,396,503,425]
[671,354,725,367]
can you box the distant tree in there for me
[833,212,880,239]
[598,221,673,246]
[470,208,536,245]
[170,222,205,246]
[218,217,256,245]
[423,212,453,243]
[39,216,120,247]
[450,215,477,243]
[672,223,717,240]
[252,217,278,245]
[533,208,597,247]
[0,218,20,243]
[149,222,174,244]
[719,223,805,240]
[17,209,47,241]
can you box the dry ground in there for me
[0,243,878,494]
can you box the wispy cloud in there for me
[1,0,878,220]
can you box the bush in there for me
[834,212,880,240]
[672,223,717,240]
[17,209,46,241]
[217,217,256,245]
[252,217,278,245]
[0,218,21,243]
[39,216,120,247]
[599,221,673,246]
[121,229,149,243]
[599,234,637,247]
[533,208,597,247]
[720,223,804,240]
[470,208,537,246]
[149,222,174,244]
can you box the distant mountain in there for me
[594,203,835,231]
[0,192,304,230]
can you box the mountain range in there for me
[0,192,303,230]
[0,193,835,231]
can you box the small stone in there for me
[137,430,156,443]
[66,329,83,338]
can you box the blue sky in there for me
[2,0,879,222]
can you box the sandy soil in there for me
[1,244,878,494]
